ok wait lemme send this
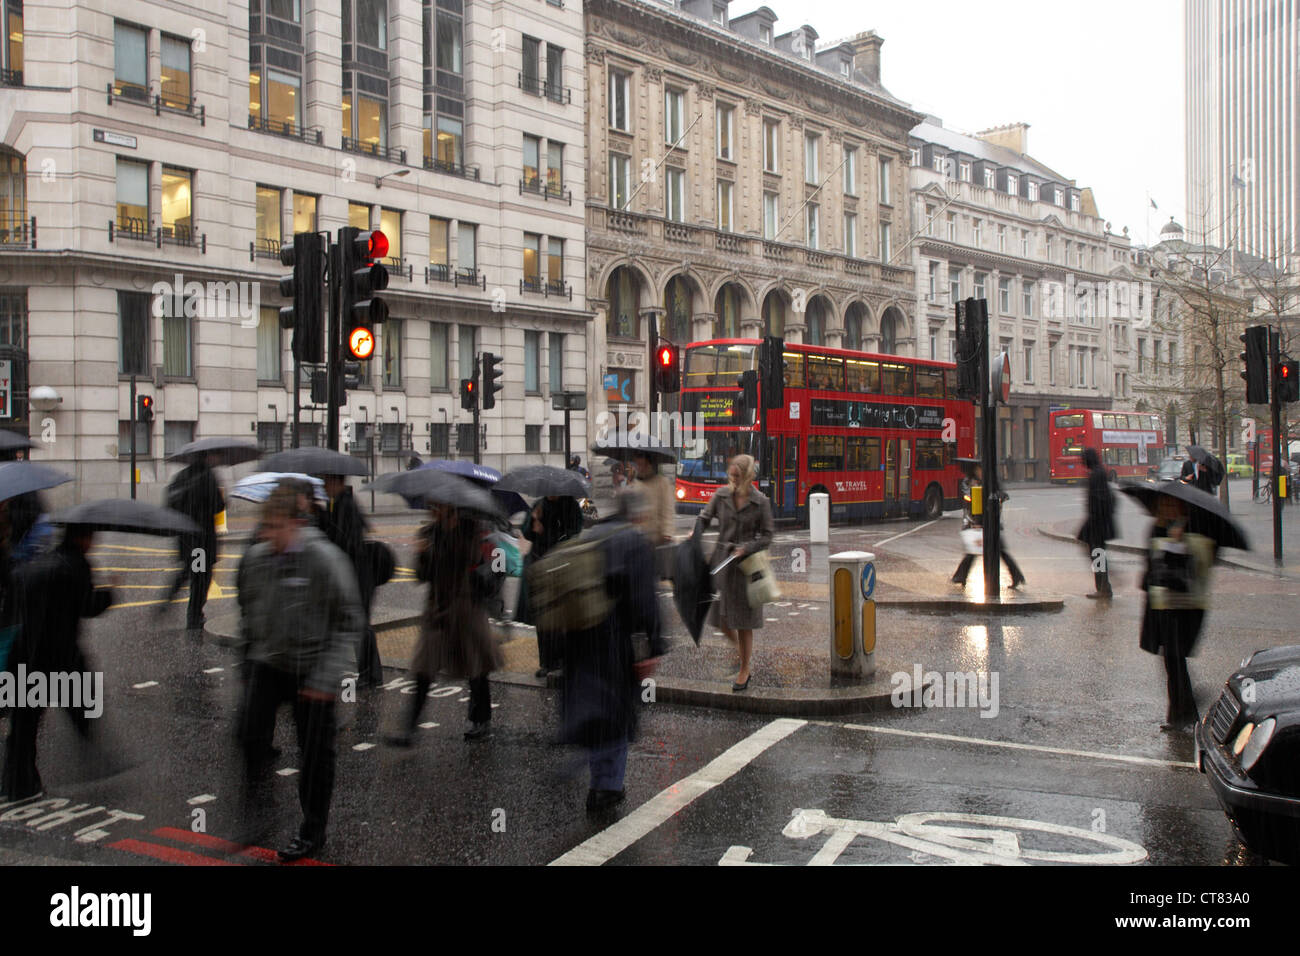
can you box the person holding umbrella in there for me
[520,496,583,676]
[162,452,226,630]
[1078,448,1118,600]
[631,450,676,573]
[318,473,382,687]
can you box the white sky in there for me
[757,0,1186,246]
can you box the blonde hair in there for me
[728,454,757,494]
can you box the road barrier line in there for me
[821,722,1196,769]
[549,717,807,866]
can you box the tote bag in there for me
[740,550,781,607]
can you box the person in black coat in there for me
[520,496,584,676]
[318,475,381,687]
[559,488,662,814]
[1,526,114,800]
[1078,447,1118,599]
[163,455,224,629]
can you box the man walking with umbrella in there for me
[163,452,226,630]
[1078,448,1117,600]
[318,474,382,687]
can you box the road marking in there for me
[419,722,439,729]
[276,768,298,777]
[187,794,216,806]
[132,681,158,689]
[872,520,938,548]
[352,742,376,752]
[109,837,239,867]
[549,717,807,866]
[819,721,1196,770]
[203,667,224,674]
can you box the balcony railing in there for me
[715,232,750,255]
[1,68,21,87]
[425,264,487,290]
[341,138,406,165]
[423,155,481,180]
[109,217,153,244]
[806,250,832,270]
[385,258,414,281]
[380,424,415,455]
[517,73,573,104]
[519,176,572,205]
[162,224,202,249]
[665,221,699,244]
[248,114,324,145]
[521,275,572,300]
[0,217,35,249]
[108,219,205,252]
[607,209,647,235]
[107,83,205,124]
[250,237,283,261]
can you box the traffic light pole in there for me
[129,374,137,500]
[473,353,482,466]
[976,300,1001,600]
[326,239,342,452]
[1270,328,1283,565]
[648,319,659,417]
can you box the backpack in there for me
[527,526,615,633]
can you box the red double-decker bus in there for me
[1048,408,1166,482]
[673,338,974,522]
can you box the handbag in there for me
[740,549,781,607]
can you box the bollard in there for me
[829,550,876,680]
[809,492,830,544]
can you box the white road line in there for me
[203,667,224,674]
[187,794,216,806]
[352,742,376,752]
[872,520,939,549]
[132,681,158,689]
[818,721,1196,770]
[276,768,299,777]
[549,717,807,867]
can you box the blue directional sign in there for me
[861,562,876,600]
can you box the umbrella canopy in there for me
[0,431,36,456]
[261,447,369,477]
[497,464,591,499]
[168,437,261,467]
[363,468,504,520]
[591,433,677,464]
[672,530,716,645]
[0,461,73,503]
[1185,445,1225,485]
[51,498,201,537]
[417,459,502,486]
[1120,481,1250,551]
[230,471,328,506]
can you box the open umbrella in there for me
[591,433,677,464]
[168,437,261,467]
[497,464,590,499]
[1120,481,1250,551]
[363,468,504,520]
[261,447,369,477]
[0,431,36,458]
[418,459,502,486]
[230,471,328,507]
[0,461,73,503]
[1185,445,1225,486]
[51,498,200,537]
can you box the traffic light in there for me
[137,394,154,423]
[1279,359,1300,403]
[310,370,328,405]
[760,335,785,409]
[481,353,504,410]
[460,378,477,412]
[955,298,985,401]
[339,226,390,361]
[654,341,680,394]
[279,232,325,363]
[1240,325,1269,405]
[739,369,758,412]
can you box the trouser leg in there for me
[1164,618,1199,724]
[406,676,431,732]
[293,693,336,843]
[951,554,975,584]
[468,675,491,725]
[588,739,629,792]
[187,564,213,627]
[1002,549,1024,584]
[239,662,284,769]
[1,706,44,799]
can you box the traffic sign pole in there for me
[326,238,341,452]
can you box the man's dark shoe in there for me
[464,721,491,741]
[278,835,324,862]
[586,789,625,814]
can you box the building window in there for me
[380,208,401,262]
[844,146,857,193]
[972,219,982,246]
[292,193,317,234]
[349,202,370,231]
[716,104,734,160]
[429,217,449,267]
[1022,280,1034,317]
[382,319,402,387]
[118,290,149,376]
[928,261,939,299]
[522,35,541,91]
[609,154,630,209]
[806,203,819,249]
[717,181,733,231]
[430,422,449,455]
[958,162,970,182]
[878,157,891,204]
[1049,340,1057,385]
[456,423,476,457]
[974,272,987,300]
[430,322,449,390]
[804,133,820,184]
[665,88,685,145]
[250,64,303,134]
[949,266,960,302]
[113,21,148,101]
[924,203,936,236]
[255,186,282,251]
[1008,174,1018,195]
[548,424,566,453]
[525,424,541,453]
[665,168,685,222]
[116,158,149,231]
[436,115,462,167]
[997,224,1006,252]
[549,332,564,392]
[119,420,151,457]
[1027,181,1038,201]
[162,298,192,377]
[983,167,995,189]
[1020,229,1029,257]
[523,134,540,188]
[160,167,193,241]
[763,192,778,239]
[878,221,890,261]
[609,69,630,131]
[546,43,563,102]
[547,141,564,194]
[763,119,779,173]
[844,213,857,258]
[759,24,771,44]
[164,420,196,458]
[998,277,1011,313]
[458,323,476,385]
[1070,193,1080,212]
[547,237,564,286]
[457,222,476,271]
[523,232,541,281]
[436,7,463,73]
[932,153,946,174]
[524,330,540,393]
[160,34,192,109]
[945,211,956,241]
[910,147,921,166]
[257,306,281,381]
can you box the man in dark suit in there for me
[163,454,224,630]
[318,475,381,686]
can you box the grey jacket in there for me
[236,525,363,694]
[698,485,775,565]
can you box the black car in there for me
[1196,645,1300,864]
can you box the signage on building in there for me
[605,370,634,403]
[94,129,138,149]
[0,360,10,418]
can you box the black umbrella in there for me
[1185,445,1225,485]
[1120,481,1250,551]
[0,461,73,503]
[497,465,591,499]
[50,498,201,537]
[261,447,370,477]
[168,437,261,467]
[0,431,36,456]
[672,528,716,645]
[591,433,677,464]
[363,468,504,520]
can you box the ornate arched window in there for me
[762,291,786,338]
[606,267,640,340]
[714,284,742,338]
[662,275,693,343]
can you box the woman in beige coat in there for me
[698,454,774,691]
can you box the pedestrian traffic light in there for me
[136,394,154,423]
[342,361,362,391]
[760,335,785,409]
[460,378,477,411]
[955,298,985,401]
[655,341,680,393]
[278,232,325,363]
[310,370,328,405]
[1240,325,1269,404]
[339,226,389,361]
[1279,359,1299,403]
[481,352,504,410]
[739,369,758,412]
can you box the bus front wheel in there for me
[922,484,944,520]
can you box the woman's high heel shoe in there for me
[732,676,751,692]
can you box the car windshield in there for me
[1157,460,1184,478]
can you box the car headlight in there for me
[1240,717,1276,772]
[1232,723,1253,757]
[675,487,685,500]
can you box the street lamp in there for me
[375,168,411,190]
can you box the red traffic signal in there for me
[137,394,154,422]
[658,346,673,367]
[654,341,680,393]
[366,230,389,261]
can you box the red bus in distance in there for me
[1049,408,1166,483]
